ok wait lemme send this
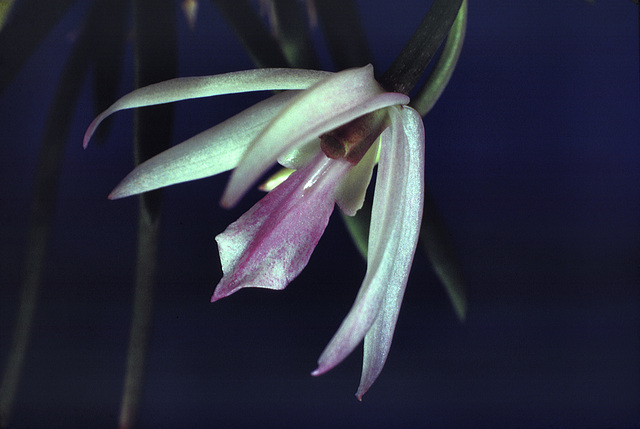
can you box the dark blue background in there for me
[1,1,639,427]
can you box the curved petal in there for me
[109,91,299,199]
[212,153,351,301]
[312,106,424,380]
[221,65,409,208]
[334,138,380,216]
[356,106,424,400]
[83,68,331,148]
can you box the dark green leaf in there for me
[379,0,464,95]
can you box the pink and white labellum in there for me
[85,64,425,399]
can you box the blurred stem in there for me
[379,0,463,95]
[0,2,97,424]
[118,206,160,429]
[269,0,319,69]
[91,0,128,142]
[211,0,289,67]
[420,186,467,321]
[410,0,467,116]
[118,1,177,428]
[0,0,77,94]
[0,0,16,30]
[0,242,41,429]
[315,0,372,69]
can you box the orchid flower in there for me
[84,64,425,399]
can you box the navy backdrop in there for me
[0,1,639,427]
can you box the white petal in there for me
[334,138,380,216]
[221,65,409,208]
[83,68,331,148]
[109,91,299,199]
[356,106,425,399]
[312,107,424,381]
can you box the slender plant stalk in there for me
[211,0,290,68]
[269,0,319,68]
[411,0,467,116]
[0,0,16,30]
[412,0,468,321]
[0,3,98,424]
[0,0,77,94]
[420,185,467,321]
[314,0,372,69]
[118,206,160,429]
[379,0,463,95]
[118,1,177,427]
[0,243,42,429]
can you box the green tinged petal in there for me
[84,68,330,148]
[109,91,299,199]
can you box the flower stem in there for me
[379,0,464,95]
[315,0,372,69]
[212,0,289,68]
[118,1,177,427]
[0,0,76,94]
[0,5,98,423]
[0,253,40,429]
[410,0,467,116]
[269,0,319,68]
[118,205,160,429]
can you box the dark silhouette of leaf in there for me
[379,0,464,95]
[91,0,129,142]
[0,0,78,95]
[269,0,319,69]
[118,1,178,428]
[420,185,466,321]
[315,0,372,70]
[211,0,290,68]
[0,1,106,425]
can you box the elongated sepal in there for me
[109,91,299,199]
[311,106,425,401]
[83,68,330,148]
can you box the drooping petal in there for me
[312,106,424,381]
[220,64,410,208]
[212,152,351,301]
[108,91,299,199]
[334,138,380,216]
[83,68,331,148]
[356,106,424,400]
